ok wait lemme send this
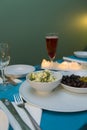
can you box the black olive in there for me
[61,74,87,88]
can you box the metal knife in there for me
[1,99,31,130]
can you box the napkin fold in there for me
[0,101,42,130]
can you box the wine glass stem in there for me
[50,59,53,63]
[50,57,55,62]
[1,68,6,84]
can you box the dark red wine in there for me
[46,36,58,60]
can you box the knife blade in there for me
[1,99,31,130]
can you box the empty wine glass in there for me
[0,43,10,90]
[45,33,59,62]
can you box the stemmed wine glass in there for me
[45,33,59,62]
[0,43,10,90]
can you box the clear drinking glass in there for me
[0,43,10,90]
[45,33,59,62]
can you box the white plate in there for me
[61,70,87,94]
[0,109,9,130]
[5,64,35,78]
[74,51,87,58]
[63,56,87,64]
[19,80,87,112]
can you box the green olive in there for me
[79,76,87,82]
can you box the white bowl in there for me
[26,70,62,94]
[61,70,87,94]
[74,51,87,58]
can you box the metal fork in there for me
[14,94,41,130]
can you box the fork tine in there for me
[14,94,18,104]
[14,94,42,130]
[14,94,23,104]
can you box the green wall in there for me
[0,0,87,66]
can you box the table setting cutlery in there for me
[14,94,41,130]
[0,98,42,130]
[1,99,31,130]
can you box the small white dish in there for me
[61,70,87,94]
[5,64,35,78]
[0,109,9,130]
[74,51,87,58]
